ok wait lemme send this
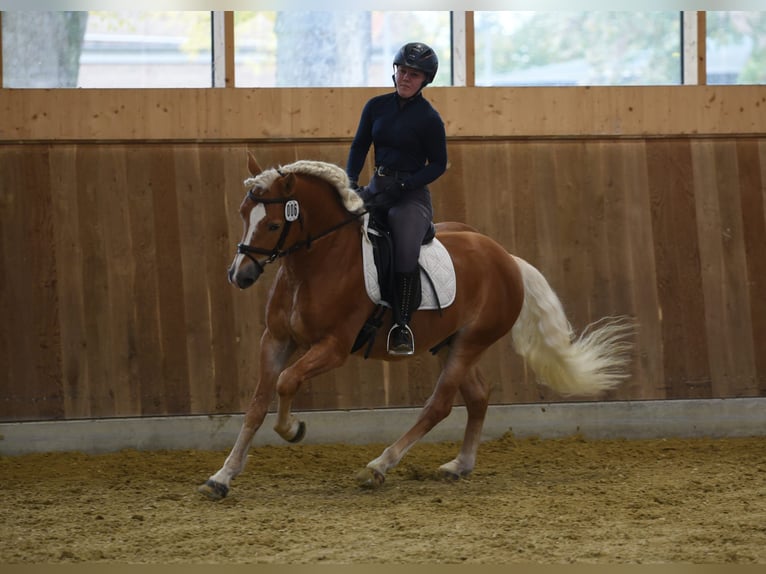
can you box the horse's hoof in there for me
[198,479,229,501]
[438,462,471,482]
[438,468,462,481]
[288,420,306,444]
[356,467,386,489]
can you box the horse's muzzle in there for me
[228,260,262,289]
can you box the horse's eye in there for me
[268,222,281,232]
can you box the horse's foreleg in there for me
[438,365,489,479]
[272,337,348,443]
[198,398,269,500]
[198,331,294,500]
[356,358,467,488]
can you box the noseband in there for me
[236,187,365,273]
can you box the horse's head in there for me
[228,153,365,289]
[228,153,303,289]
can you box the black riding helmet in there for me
[392,42,439,86]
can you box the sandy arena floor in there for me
[1,433,765,564]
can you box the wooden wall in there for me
[1,87,765,422]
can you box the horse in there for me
[198,154,634,500]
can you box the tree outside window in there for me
[474,12,682,86]
[707,11,766,84]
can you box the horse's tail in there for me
[510,255,634,397]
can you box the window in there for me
[2,11,212,88]
[3,12,89,87]
[707,11,766,85]
[233,11,452,87]
[474,12,682,86]
[2,11,762,88]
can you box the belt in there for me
[374,166,411,178]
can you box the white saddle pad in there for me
[361,213,456,310]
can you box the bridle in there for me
[236,186,366,274]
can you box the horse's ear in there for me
[247,152,262,177]
[281,173,297,196]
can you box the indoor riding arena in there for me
[1,10,765,566]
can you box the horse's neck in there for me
[285,206,361,279]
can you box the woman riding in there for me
[346,41,448,355]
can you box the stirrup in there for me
[387,323,414,356]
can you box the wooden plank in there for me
[468,141,531,403]
[691,141,729,395]
[224,12,235,88]
[647,140,710,398]
[48,145,89,418]
[201,145,248,413]
[740,141,766,396]
[432,142,467,225]
[458,143,490,235]
[528,142,568,403]
[0,146,63,420]
[620,142,664,399]
[449,11,475,88]
[599,142,633,316]
[147,146,191,415]
[743,141,766,395]
[3,86,766,142]
[36,146,65,420]
[464,12,475,87]
[505,141,541,401]
[530,143,562,287]
[74,146,116,417]
[691,140,757,397]
[474,141,541,404]
[212,12,235,88]
[506,141,537,258]
[710,141,756,396]
[552,141,592,329]
[100,146,143,416]
[683,11,701,85]
[697,12,707,85]
[124,147,166,415]
[595,141,638,399]
[0,146,28,418]
[51,145,141,418]
[173,146,214,413]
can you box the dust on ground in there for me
[1,434,765,564]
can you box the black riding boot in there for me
[387,270,421,356]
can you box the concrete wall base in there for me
[1,397,764,456]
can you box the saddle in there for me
[351,214,457,357]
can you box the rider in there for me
[346,42,448,356]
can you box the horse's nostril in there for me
[237,276,255,289]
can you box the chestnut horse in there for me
[198,155,634,500]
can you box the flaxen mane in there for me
[244,160,365,214]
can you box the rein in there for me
[237,187,366,273]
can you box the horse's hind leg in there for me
[356,349,479,488]
[438,365,489,480]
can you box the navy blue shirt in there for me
[346,91,447,191]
